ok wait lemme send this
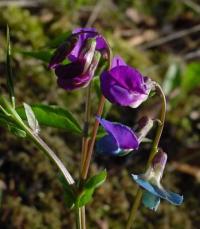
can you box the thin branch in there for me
[139,24,200,50]
[181,0,200,14]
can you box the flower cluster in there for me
[49,28,109,90]
[49,28,183,211]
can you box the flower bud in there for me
[49,36,78,69]
[152,150,168,182]
[137,116,154,142]
[79,38,97,74]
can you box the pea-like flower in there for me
[49,28,109,90]
[132,150,183,211]
[96,116,153,156]
[100,56,154,108]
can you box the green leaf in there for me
[6,26,15,107]
[8,124,26,138]
[84,170,107,190]
[59,175,76,208]
[181,62,200,93]
[23,103,40,134]
[75,170,107,208]
[19,50,52,62]
[16,104,82,134]
[47,32,71,48]
[0,112,26,138]
[76,189,94,208]
[162,63,181,95]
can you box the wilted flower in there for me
[96,116,153,156]
[100,56,154,108]
[49,28,109,90]
[132,150,183,211]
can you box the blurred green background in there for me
[0,0,200,228]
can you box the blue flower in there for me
[96,117,139,156]
[131,150,183,211]
[96,116,153,156]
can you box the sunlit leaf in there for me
[23,103,40,134]
[17,104,82,134]
[75,188,94,208]
[181,62,200,93]
[84,170,107,190]
[75,170,107,208]
[162,63,181,95]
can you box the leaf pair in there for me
[59,170,107,208]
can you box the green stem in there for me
[79,83,92,229]
[0,96,75,185]
[81,50,112,180]
[126,83,166,229]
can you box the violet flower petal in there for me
[69,28,108,61]
[101,65,152,107]
[96,134,120,155]
[49,36,78,69]
[97,117,139,150]
[111,55,127,68]
[55,62,92,90]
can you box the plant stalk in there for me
[126,83,166,229]
[0,96,75,185]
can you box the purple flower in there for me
[100,56,153,108]
[68,28,109,62]
[132,150,183,211]
[96,116,153,156]
[96,117,139,156]
[49,28,109,90]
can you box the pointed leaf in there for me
[84,170,107,190]
[23,103,40,134]
[6,26,15,106]
[162,63,181,95]
[19,50,52,62]
[181,62,200,93]
[75,170,107,208]
[16,104,82,134]
[75,189,94,208]
[8,124,26,138]
[47,32,71,48]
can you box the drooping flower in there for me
[96,116,153,156]
[55,45,101,90]
[49,28,109,90]
[68,28,109,62]
[131,150,183,211]
[100,56,154,108]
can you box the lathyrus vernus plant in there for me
[0,26,183,229]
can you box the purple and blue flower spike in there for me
[100,56,154,108]
[131,150,183,211]
[96,117,139,156]
[49,28,108,90]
